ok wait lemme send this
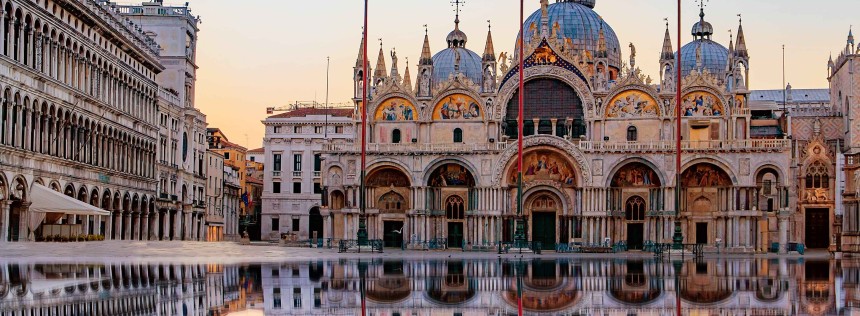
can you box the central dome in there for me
[521,0,621,70]
[680,8,729,79]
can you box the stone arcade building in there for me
[315,0,860,253]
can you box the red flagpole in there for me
[358,0,369,247]
[675,0,683,314]
[514,0,526,246]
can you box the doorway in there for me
[308,207,324,243]
[447,222,464,248]
[383,221,404,248]
[696,222,708,245]
[805,208,829,249]
[627,223,644,250]
[532,212,556,250]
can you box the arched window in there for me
[805,161,829,189]
[625,196,645,221]
[627,126,637,142]
[453,128,463,143]
[379,192,405,213]
[446,195,464,220]
[392,129,401,144]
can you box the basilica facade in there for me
[318,0,859,253]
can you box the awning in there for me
[29,184,111,216]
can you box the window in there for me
[805,161,830,189]
[379,192,405,213]
[335,126,343,133]
[294,126,301,133]
[453,128,463,143]
[627,126,638,142]
[293,154,302,171]
[274,126,281,133]
[625,196,646,221]
[273,154,282,171]
[273,182,281,194]
[271,218,279,231]
[313,182,322,194]
[314,154,321,172]
[314,126,323,134]
[293,182,301,194]
[224,152,230,160]
[273,288,282,309]
[446,196,465,220]
[292,218,300,231]
[272,268,280,277]
[293,288,302,308]
[392,129,401,144]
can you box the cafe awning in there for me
[29,184,111,216]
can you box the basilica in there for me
[317,0,860,254]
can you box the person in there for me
[604,237,611,247]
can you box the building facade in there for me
[223,164,241,240]
[0,0,162,242]
[205,150,225,241]
[119,0,207,241]
[261,108,354,241]
[317,0,859,253]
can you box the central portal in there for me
[448,222,464,248]
[532,212,557,250]
[383,221,404,248]
[627,223,644,250]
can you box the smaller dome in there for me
[691,9,713,38]
[447,28,468,48]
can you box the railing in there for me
[292,171,302,177]
[650,243,704,258]
[273,171,281,177]
[313,171,321,178]
[338,239,384,253]
[499,241,543,254]
[788,103,841,117]
[326,139,789,154]
[324,142,507,153]
[405,238,448,250]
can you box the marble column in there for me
[779,215,789,254]
[141,215,149,241]
[18,202,31,241]
[123,212,132,240]
[0,200,11,242]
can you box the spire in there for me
[660,19,674,61]
[691,0,713,39]
[849,26,855,45]
[374,39,387,82]
[483,21,496,61]
[726,31,734,71]
[420,26,433,65]
[597,21,607,58]
[735,14,749,58]
[446,1,468,48]
[355,31,366,68]
[403,57,412,91]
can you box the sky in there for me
[118,0,860,148]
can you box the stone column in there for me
[141,214,149,241]
[18,202,32,241]
[151,211,160,241]
[779,214,789,254]
[0,200,11,242]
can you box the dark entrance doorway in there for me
[447,222,464,248]
[627,223,644,250]
[309,207,324,244]
[805,208,829,249]
[696,222,708,245]
[383,221,404,248]
[532,212,556,250]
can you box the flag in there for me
[241,192,249,206]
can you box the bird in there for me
[391,228,402,234]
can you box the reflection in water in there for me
[0,259,858,315]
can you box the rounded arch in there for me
[753,163,786,186]
[430,91,485,121]
[502,144,582,188]
[365,160,413,187]
[10,175,28,201]
[606,157,666,188]
[681,162,733,188]
[522,185,570,216]
[679,88,729,117]
[678,157,737,187]
[373,96,418,122]
[63,183,75,197]
[422,157,480,187]
[497,68,596,122]
[377,191,406,214]
[493,135,591,186]
[603,87,662,118]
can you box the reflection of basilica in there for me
[257,259,854,315]
[316,0,860,253]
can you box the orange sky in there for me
[131,0,860,148]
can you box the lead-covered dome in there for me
[521,0,621,70]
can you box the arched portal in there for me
[426,162,475,248]
[625,196,646,250]
[527,192,561,250]
[308,207,323,243]
[505,78,585,138]
[681,163,732,245]
[366,166,411,245]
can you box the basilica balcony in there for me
[576,139,790,154]
[323,142,508,155]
